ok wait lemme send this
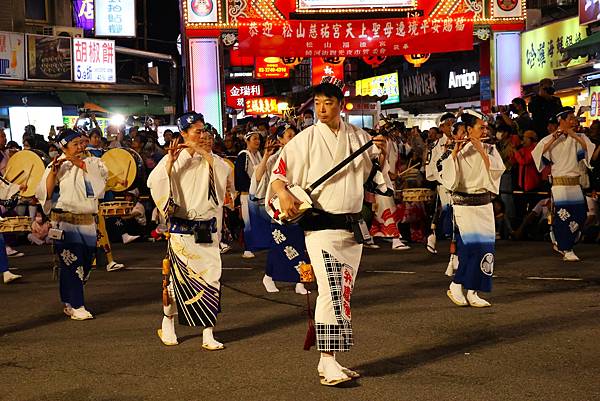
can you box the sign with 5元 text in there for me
[73,38,116,83]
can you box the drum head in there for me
[101,148,141,192]
[4,149,49,198]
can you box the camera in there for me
[543,86,556,95]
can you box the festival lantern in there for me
[404,53,431,68]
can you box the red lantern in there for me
[404,54,431,68]
[362,56,387,68]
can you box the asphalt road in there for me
[1,240,599,401]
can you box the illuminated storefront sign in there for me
[356,72,399,105]
[226,83,264,109]
[521,17,588,85]
[255,57,289,79]
[0,31,24,80]
[73,38,115,83]
[95,0,136,37]
[245,97,279,115]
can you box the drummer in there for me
[35,129,108,320]
[0,175,24,284]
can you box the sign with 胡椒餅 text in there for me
[73,38,115,83]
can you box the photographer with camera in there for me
[528,78,563,138]
[497,97,533,137]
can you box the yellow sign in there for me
[521,17,588,85]
[355,72,399,105]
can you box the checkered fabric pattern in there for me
[316,250,354,353]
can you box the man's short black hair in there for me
[512,97,527,110]
[312,83,344,102]
[303,109,314,117]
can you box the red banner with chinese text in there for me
[238,14,474,57]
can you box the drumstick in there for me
[124,161,132,187]
[23,165,34,189]
[397,161,418,178]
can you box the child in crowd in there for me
[28,211,51,245]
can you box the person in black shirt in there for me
[528,78,562,138]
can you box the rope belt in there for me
[552,176,580,186]
[451,192,492,206]
[50,211,96,225]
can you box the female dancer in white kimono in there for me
[532,107,595,261]
[149,112,232,350]
[267,78,389,386]
[251,124,308,295]
[36,129,108,320]
[235,130,269,258]
[440,111,505,308]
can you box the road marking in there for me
[526,276,583,281]
[364,270,416,274]
[121,267,254,271]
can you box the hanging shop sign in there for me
[187,0,219,23]
[0,32,25,80]
[73,38,116,83]
[255,57,290,79]
[298,0,415,9]
[73,0,95,32]
[245,97,279,115]
[521,17,588,85]
[238,14,474,57]
[579,0,600,25]
[95,0,136,37]
[589,86,600,120]
[26,34,72,81]
[400,70,442,102]
[312,57,344,86]
[355,72,399,105]
[491,0,524,19]
[226,83,264,109]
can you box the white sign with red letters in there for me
[73,38,116,83]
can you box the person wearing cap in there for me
[148,112,232,351]
[235,128,269,258]
[425,112,458,254]
[532,107,596,261]
[528,78,563,138]
[267,77,390,386]
[439,111,505,308]
[250,124,310,295]
[35,129,108,321]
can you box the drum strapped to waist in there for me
[99,201,134,217]
[3,149,50,198]
[50,211,96,225]
[551,176,580,186]
[451,192,492,206]
[101,148,143,192]
[0,217,32,233]
[395,188,436,202]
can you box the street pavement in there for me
[1,239,599,401]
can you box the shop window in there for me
[25,0,49,22]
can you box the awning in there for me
[0,91,62,107]
[57,92,174,115]
[564,31,600,60]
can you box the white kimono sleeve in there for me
[147,158,171,218]
[578,134,596,169]
[0,179,20,201]
[531,135,553,172]
[35,166,56,215]
[213,157,233,207]
[485,145,506,195]
[439,154,459,192]
[84,157,109,200]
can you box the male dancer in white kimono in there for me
[235,130,268,258]
[149,112,231,350]
[425,112,457,255]
[267,78,389,386]
[251,124,308,295]
[532,107,595,261]
[36,129,108,320]
[440,111,505,308]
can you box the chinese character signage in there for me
[521,17,588,85]
[26,34,72,81]
[589,86,600,120]
[73,0,95,32]
[73,38,116,83]
[298,0,414,9]
[226,83,264,109]
[238,14,474,57]
[0,32,25,80]
[400,70,442,102]
[245,97,279,115]
[95,0,136,37]
[312,57,344,86]
[356,72,399,105]
[579,0,600,25]
[255,58,289,79]
[187,0,218,23]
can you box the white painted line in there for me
[526,276,583,281]
[364,270,416,274]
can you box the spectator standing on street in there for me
[528,78,562,138]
